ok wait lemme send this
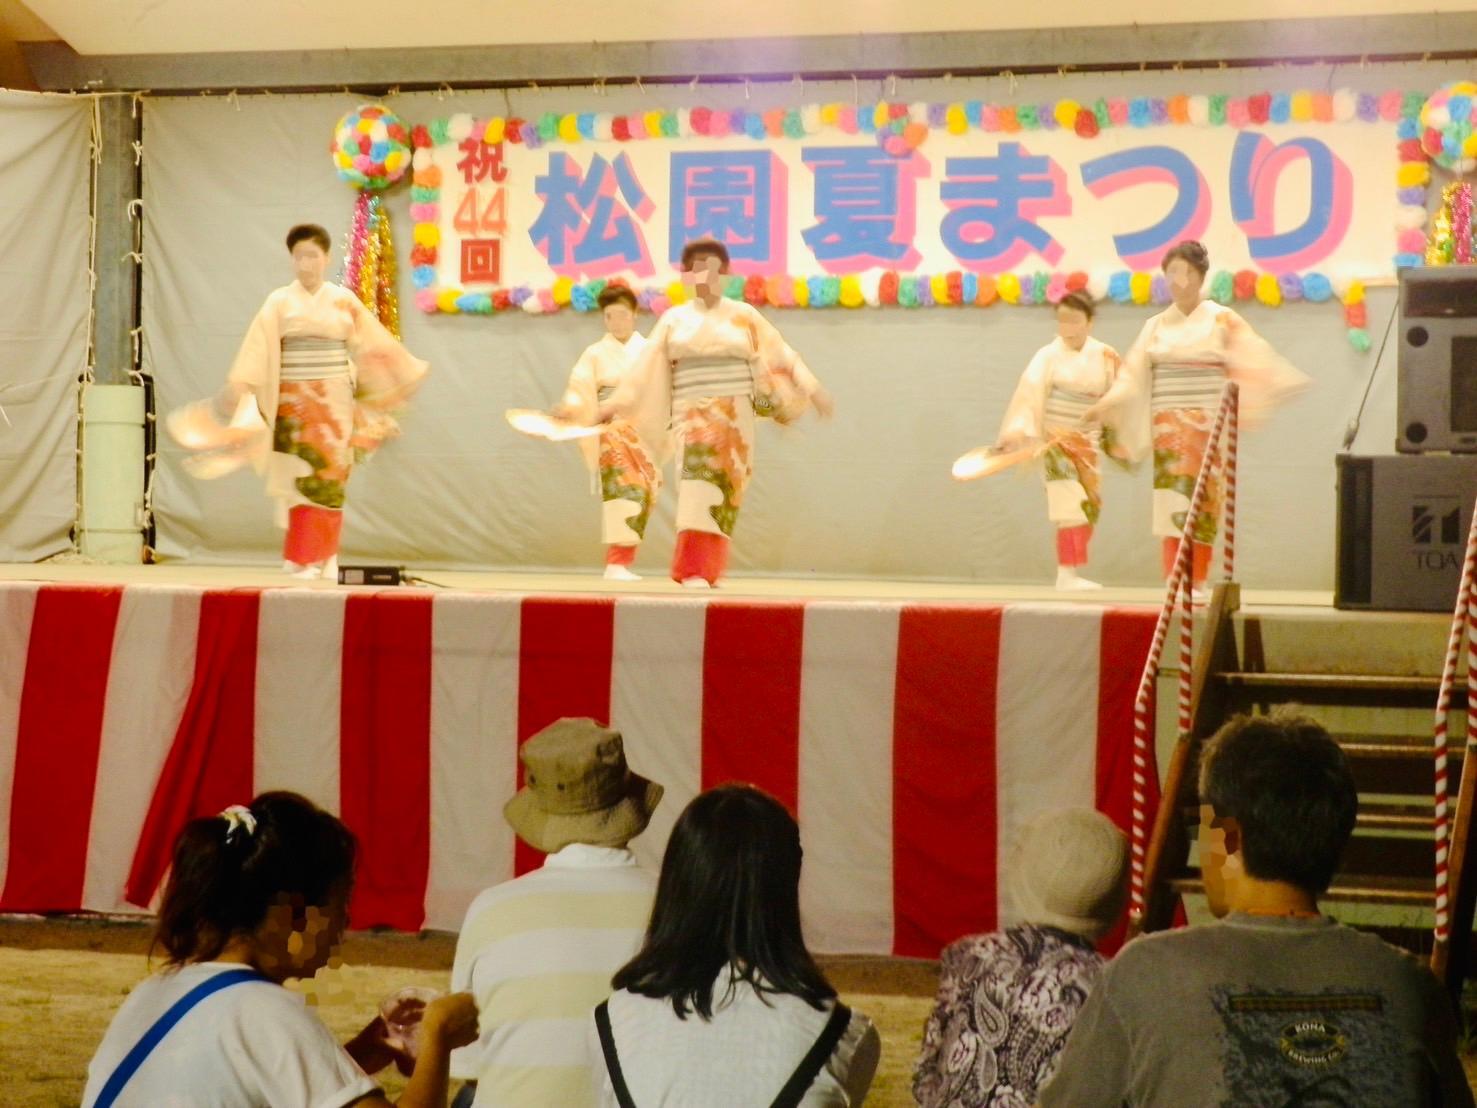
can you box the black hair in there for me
[1056,290,1096,320]
[286,223,332,253]
[153,791,357,965]
[1161,239,1210,277]
[611,784,835,1019]
[598,284,638,312]
[680,238,731,272]
[1198,712,1357,894]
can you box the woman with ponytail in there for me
[83,791,477,1108]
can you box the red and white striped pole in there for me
[1129,384,1236,923]
[1435,498,1477,944]
[1221,384,1240,584]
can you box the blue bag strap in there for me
[93,967,266,1108]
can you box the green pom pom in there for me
[1094,98,1111,127]
[429,119,452,146]
[899,277,919,307]
[1348,327,1373,353]
[1017,104,1040,129]
[1209,95,1228,125]
[1209,270,1234,303]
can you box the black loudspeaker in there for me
[1337,454,1477,610]
[1397,266,1477,453]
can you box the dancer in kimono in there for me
[550,284,660,581]
[168,224,428,579]
[600,239,832,588]
[996,291,1123,590]
[1085,240,1307,593]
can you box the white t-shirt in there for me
[82,962,380,1108]
[590,971,880,1106]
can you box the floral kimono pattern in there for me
[676,396,754,538]
[1042,428,1102,528]
[1152,407,1222,543]
[271,377,355,510]
[599,419,663,543]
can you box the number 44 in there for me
[454,188,507,236]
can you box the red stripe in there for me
[124,590,260,908]
[515,597,616,875]
[0,586,123,913]
[1095,607,1160,954]
[340,591,434,930]
[700,602,805,814]
[891,605,1002,958]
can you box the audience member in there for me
[450,718,663,1107]
[82,791,478,1108]
[591,783,880,1106]
[1039,712,1473,1107]
[914,807,1127,1107]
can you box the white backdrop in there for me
[0,91,91,562]
[144,66,1452,588]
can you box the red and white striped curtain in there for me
[0,582,1157,957]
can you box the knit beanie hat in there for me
[1009,807,1129,939]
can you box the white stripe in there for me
[995,604,1103,926]
[799,601,900,954]
[426,592,522,931]
[83,586,202,913]
[254,589,347,812]
[0,583,40,899]
[609,597,707,875]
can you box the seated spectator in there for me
[450,718,663,1107]
[83,790,478,1108]
[1039,711,1474,1107]
[914,807,1128,1107]
[590,783,880,1106]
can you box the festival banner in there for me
[399,89,1433,344]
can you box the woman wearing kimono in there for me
[600,239,832,588]
[997,291,1123,591]
[169,224,428,579]
[551,284,659,581]
[1085,240,1307,593]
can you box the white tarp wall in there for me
[0,91,91,561]
[143,65,1456,588]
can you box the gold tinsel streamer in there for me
[1428,182,1458,265]
[377,207,400,339]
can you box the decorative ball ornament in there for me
[1419,81,1477,174]
[331,104,411,190]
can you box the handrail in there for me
[1128,381,1240,925]
[1431,494,1477,947]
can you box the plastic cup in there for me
[379,986,444,1058]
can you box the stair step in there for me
[1219,673,1444,691]
[1170,874,1433,907]
[1357,804,1437,832]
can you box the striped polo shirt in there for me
[449,844,657,1107]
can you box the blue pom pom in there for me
[1452,95,1473,119]
[1397,117,1420,140]
[962,272,978,303]
[577,113,596,140]
[1108,272,1132,303]
[859,107,877,134]
[965,101,983,127]
[411,266,436,289]
[1302,273,1332,302]
[1270,93,1291,123]
[807,276,826,306]
[744,114,766,140]
[1128,98,1151,127]
[1394,252,1423,269]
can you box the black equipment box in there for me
[1336,453,1477,611]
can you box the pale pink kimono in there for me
[558,331,662,557]
[608,296,822,583]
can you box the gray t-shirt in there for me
[1039,913,1472,1108]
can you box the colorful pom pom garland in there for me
[331,104,411,191]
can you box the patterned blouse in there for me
[913,925,1105,1108]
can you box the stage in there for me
[0,561,1448,957]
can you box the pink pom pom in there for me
[884,134,908,157]
[651,293,671,314]
[415,289,438,312]
[353,154,374,172]
[1378,90,1403,121]
[1227,99,1250,128]
[981,105,1001,131]
[628,115,648,139]
[1398,227,1427,253]
[838,105,858,134]
[1108,99,1130,125]
[710,112,731,138]
[538,289,556,311]
[1046,273,1068,303]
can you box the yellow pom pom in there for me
[1344,280,1365,305]
[1255,273,1282,306]
[839,276,864,307]
[873,102,890,130]
[356,118,375,134]
[794,278,810,307]
[1398,161,1431,188]
[552,277,574,306]
[643,110,665,137]
[946,104,968,135]
[436,289,462,313]
[558,115,581,143]
[383,150,406,172]
[413,224,440,247]
[1455,81,1477,96]
[930,274,950,304]
[998,273,1022,303]
[1289,91,1314,122]
[1130,272,1152,305]
[335,151,353,169]
[666,280,688,306]
[1463,134,1477,157]
[820,103,841,126]
[1054,100,1080,129]
[484,118,506,144]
